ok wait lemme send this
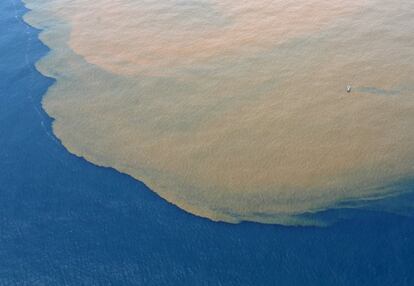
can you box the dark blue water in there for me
[1,1,414,285]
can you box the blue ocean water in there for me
[1,1,414,285]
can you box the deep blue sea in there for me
[1,1,414,285]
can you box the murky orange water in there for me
[24,0,414,224]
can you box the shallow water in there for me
[23,0,414,224]
[2,1,414,284]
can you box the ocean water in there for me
[1,0,414,285]
[23,0,414,224]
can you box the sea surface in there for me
[1,0,414,285]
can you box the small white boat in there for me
[346,85,352,93]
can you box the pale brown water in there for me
[24,0,414,224]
